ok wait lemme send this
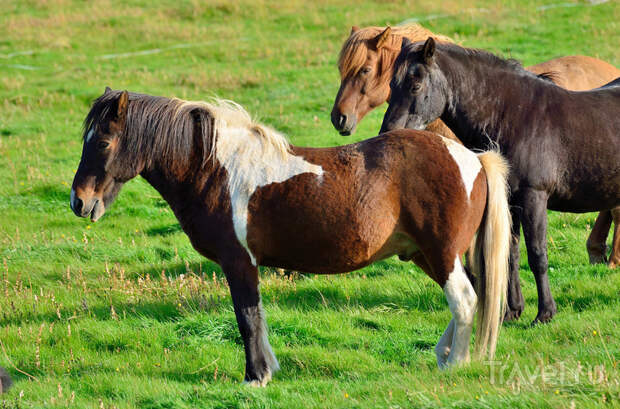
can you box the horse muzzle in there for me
[330,109,357,136]
[70,189,105,221]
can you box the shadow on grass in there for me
[146,223,182,237]
[0,300,187,327]
[555,292,618,313]
[138,260,223,280]
[25,184,69,202]
[269,283,446,313]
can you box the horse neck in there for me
[137,135,219,219]
[438,52,541,149]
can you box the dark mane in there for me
[84,91,215,175]
[434,43,543,81]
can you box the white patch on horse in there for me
[442,137,481,198]
[86,128,95,143]
[207,103,323,265]
[443,257,477,365]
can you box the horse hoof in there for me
[531,311,555,325]
[435,347,450,369]
[503,308,522,322]
[244,370,272,387]
[588,255,607,265]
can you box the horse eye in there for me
[360,67,372,75]
[411,82,422,93]
[98,140,110,150]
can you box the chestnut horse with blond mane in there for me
[71,89,511,386]
[331,24,620,322]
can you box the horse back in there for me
[511,84,620,211]
[246,130,486,273]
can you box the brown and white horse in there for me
[71,89,511,385]
[331,25,620,320]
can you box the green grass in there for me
[1,0,619,407]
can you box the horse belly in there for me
[257,224,400,273]
[548,162,620,212]
[248,186,401,273]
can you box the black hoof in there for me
[244,368,273,387]
[503,308,522,322]
[531,311,555,325]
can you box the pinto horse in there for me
[332,24,620,275]
[71,88,511,385]
[380,38,620,324]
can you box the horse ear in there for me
[422,37,436,64]
[350,25,359,35]
[374,26,392,49]
[401,36,412,51]
[104,86,112,94]
[115,90,129,123]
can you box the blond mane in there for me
[337,24,453,80]
[174,98,291,161]
[85,91,292,178]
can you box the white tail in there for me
[472,151,511,360]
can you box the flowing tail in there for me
[472,151,511,360]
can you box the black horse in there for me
[380,37,620,324]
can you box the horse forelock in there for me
[83,91,291,175]
[337,24,453,81]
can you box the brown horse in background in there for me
[331,24,620,286]
[71,89,511,385]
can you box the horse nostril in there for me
[72,197,83,215]
[338,114,348,129]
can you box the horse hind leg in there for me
[435,319,455,368]
[442,257,477,367]
[586,210,612,264]
[407,252,458,367]
[505,209,525,321]
[608,207,620,269]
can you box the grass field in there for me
[1,0,619,407]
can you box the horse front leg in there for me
[521,189,556,324]
[223,257,279,386]
[586,211,612,264]
[609,207,620,269]
[504,208,525,321]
